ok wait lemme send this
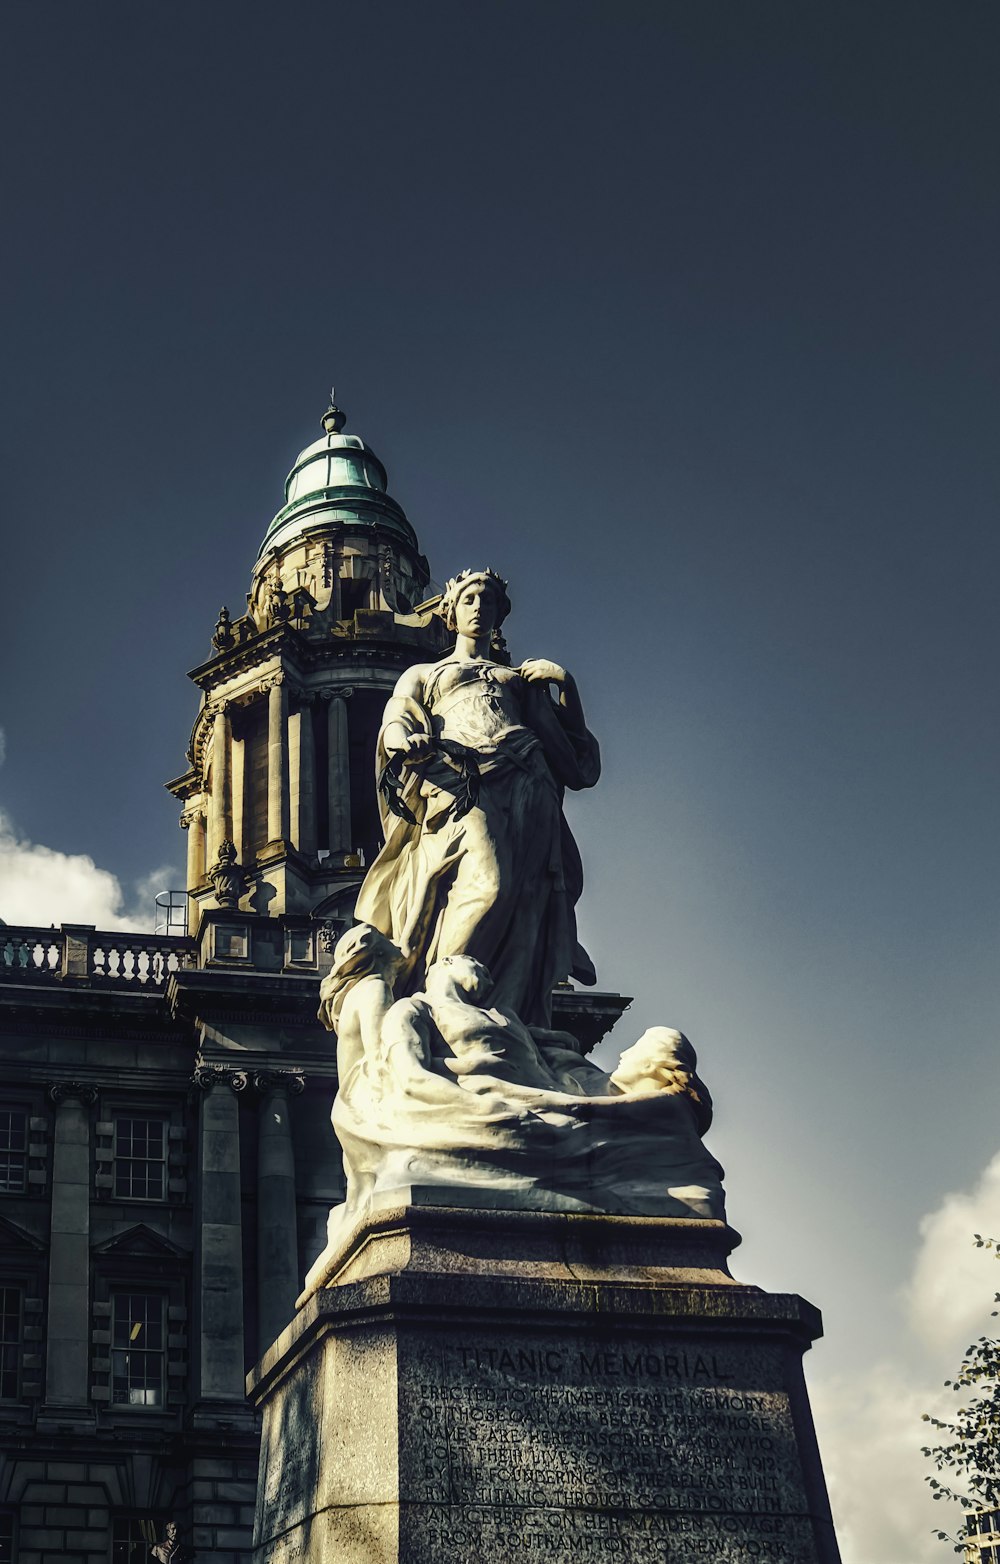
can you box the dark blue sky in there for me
[2,6,998,1549]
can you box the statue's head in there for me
[610,1027,699,1096]
[332,923,404,983]
[319,923,405,1029]
[425,954,492,1004]
[439,568,511,636]
[164,1523,178,1542]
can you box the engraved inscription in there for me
[401,1334,821,1562]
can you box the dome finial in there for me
[321,386,346,435]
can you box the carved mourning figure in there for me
[355,567,600,1028]
[307,933,724,1293]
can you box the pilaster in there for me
[255,1069,306,1356]
[191,1064,252,1418]
[266,676,290,845]
[40,1081,98,1427]
[208,703,233,862]
[323,688,352,851]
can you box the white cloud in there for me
[812,1365,953,1564]
[906,1153,1000,1355]
[812,1155,1000,1563]
[0,809,175,933]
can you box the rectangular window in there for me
[0,1510,12,1564]
[0,1112,27,1194]
[111,1293,164,1406]
[112,1516,155,1563]
[114,1119,165,1200]
[0,1289,20,1399]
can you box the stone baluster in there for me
[267,677,290,845]
[290,703,316,856]
[255,1071,306,1355]
[207,704,232,862]
[192,1065,248,1406]
[43,1082,98,1418]
[324,689,353,851]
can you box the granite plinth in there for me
[249,1207,840,1564]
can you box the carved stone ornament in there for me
[191,1064,250,1094]
[47,1081,99,1107]
[318,685,355,702]
[318,918,346,954]
[254,1069,306,1097]
[212,606,235,652]
[208,838,248,909]
[179,807,203,832]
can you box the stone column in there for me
[192,1065,247,1406]
[208,704,232,861]
[267,677,290,845]
[290,704,316,856]
[44,1082,97,1412]
[181,808,206,892]
[325,691,352,851]
[255,1071,305,1356]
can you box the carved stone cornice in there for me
[191,1064,250,1094]
[47,1081,99,1107]
[253,1069,306,1097]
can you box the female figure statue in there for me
[355,568,600,1028]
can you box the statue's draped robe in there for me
[355,660,600,1027]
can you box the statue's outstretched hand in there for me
[520,658,566,686]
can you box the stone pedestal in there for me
[248,1205,840,1564]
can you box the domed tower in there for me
[166,392,448,937]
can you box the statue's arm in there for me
[380,665,435,765]
[519,664,600,789]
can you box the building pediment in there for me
[0,1212,46,1253]
[91,1223,189,1260]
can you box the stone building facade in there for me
[0,398,626,1564]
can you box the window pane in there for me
[112,1516,154,1564]
[114,1118,166,1200]
[0,1111,27,1194]
[0,1289,20,1399]
[111,1294,164,1406]
[0,1510,12,1564]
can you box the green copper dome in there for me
[257,397,417,562]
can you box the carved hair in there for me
[610,1028,713,1131]
[319,923,403,1029]
[438,568,511,633]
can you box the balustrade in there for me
[0,926,197,988]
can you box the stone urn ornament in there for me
[208,838,247,909]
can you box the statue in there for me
[150,1521,193,1563]
[307,568,726,1289]
[355,568,600,1028]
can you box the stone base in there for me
[248,1206,841,1564]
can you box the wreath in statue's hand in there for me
[378,739,481,825]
